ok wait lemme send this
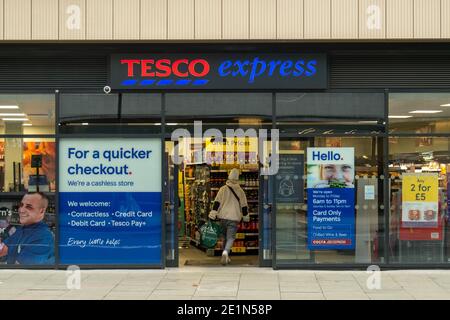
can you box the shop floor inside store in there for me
[179,247,259,267]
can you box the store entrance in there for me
[165,136,264,267]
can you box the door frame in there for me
[164,140,180,267]
[165,133,271,268]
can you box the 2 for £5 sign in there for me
[402,173,439,228]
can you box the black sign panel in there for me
[276,152,304,204]
[31,154,42,168]
[110,54,327,90]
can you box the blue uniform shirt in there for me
[4,221,55,265]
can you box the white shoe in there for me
[221,251,230,265]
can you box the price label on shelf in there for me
[235,233,245,239]
[232,247,246,253]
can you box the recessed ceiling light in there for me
[0,106,19,109]
[0,113,26,116]
[389,115,413,119]
[2,118,28,121]
[409,110,443,114]
[440,104,450,107]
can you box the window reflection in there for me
[389,93,450,134]
[0,94,55,135]
[0,138,56,193]
[389,137,450,263]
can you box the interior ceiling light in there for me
[409,110,443,114]
[2,118,28,121]
[0,106,19,109]
[0,105,19,109]
[389,115,413,119]
[0,113,26,116]
[22,123,32,126]
[440,103,450,107]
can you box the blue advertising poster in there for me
[306,148,355,250]
[59,139,162,265]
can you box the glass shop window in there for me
[0,94,55,135]
[0,138,56,193]
[389,137,450,264]
[389,93,450,134]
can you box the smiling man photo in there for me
[0,193,55,265]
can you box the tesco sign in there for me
[110,54,327,90]
[121,59,210,78]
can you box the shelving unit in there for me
[183,163,210,246]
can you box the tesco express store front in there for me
[1,43,450,269]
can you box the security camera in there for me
[103,86,112,94]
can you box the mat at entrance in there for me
[184,258,258,267]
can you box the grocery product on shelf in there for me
[183,164,210,244]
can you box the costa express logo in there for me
[119,57,318,87]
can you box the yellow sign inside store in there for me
[205,137,258,153]
[402,174,438,202]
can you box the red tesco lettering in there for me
[121,59,210,78]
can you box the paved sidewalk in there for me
[1,267,450,300]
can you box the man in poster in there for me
[0,193,55,264]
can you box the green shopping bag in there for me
[200,220,222,248]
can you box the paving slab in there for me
[103,291,151,300]
[149,295,192,300]
[325,293,370,300]
[191,296,237,300]
[152,288,198,296]
[1,268,450,300]
[237,290,281,299]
